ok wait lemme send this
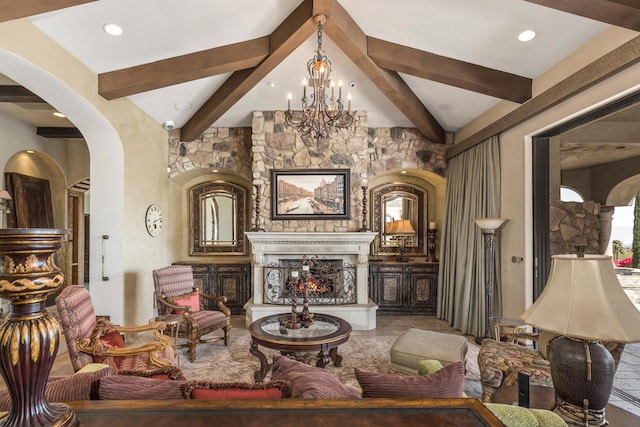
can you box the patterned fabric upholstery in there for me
[153,265,197,301]
[55,285,100,371]
[55,285,176,373]
[478,339,552,402]
[478,336,626,402]
[153,265,231,362]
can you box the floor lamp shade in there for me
[521,254,640,425]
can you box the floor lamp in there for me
[474,218,508,341]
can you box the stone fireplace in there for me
[245,231,377,330]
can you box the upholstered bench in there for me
[390,328,468,375]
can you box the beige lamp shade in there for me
[0,191,11,201]
[521,254,640,343]
[385,219,416,235]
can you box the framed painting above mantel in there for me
[271,169,350,220]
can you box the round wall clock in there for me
[145,204,163,236]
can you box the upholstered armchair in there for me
[152,265,231,362]
[478,333,625,402]
[55,285,176,372]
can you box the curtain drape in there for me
[437,135,501,337]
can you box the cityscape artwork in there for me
[271,169,350,220]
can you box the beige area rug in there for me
[175,318,482,399]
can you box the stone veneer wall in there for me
[168,127,252,179]
[549,199,601,255]
[252,110,369,232]
[167,111,448,233]
[368,127,447,177]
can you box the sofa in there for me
[0,355,567,426]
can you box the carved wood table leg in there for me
[329,347,343,367]
[250,339,269,382]
[0,229,77,427]
[316,346,330,368]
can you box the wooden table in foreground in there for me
[248,312,352,382]
[68,398,505,427]
[491,384,640,425]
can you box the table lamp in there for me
[385,219,416,262]
[520,254,640,425]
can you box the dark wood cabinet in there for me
[369,262,438,315]
[173,262,251,314]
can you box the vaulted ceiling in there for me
[1,0,639,152]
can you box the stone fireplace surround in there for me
[245,231,377,330]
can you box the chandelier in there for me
[285,14,355,141]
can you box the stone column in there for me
[599,206,615,255]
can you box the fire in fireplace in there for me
[264,256,356,305]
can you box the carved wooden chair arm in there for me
[157,295,193,313]
[114,321,168,334]
[200,293,231,316]
[77,335,174,368]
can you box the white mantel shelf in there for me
[244,232,378,330]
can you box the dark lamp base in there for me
[548,336,615,426]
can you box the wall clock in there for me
[145,204,163,236]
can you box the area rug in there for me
[175,323,482,399]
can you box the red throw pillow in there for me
[171,290,200,314]
[183,380,291,400]
[93,330,125,368]
[191,387,284,399]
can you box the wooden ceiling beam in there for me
[322,2,445,144]
[180,0,318,141]
[524,0,640,32]
[37,127,83,138]
[367,38,532,104]
[99,37,270,100]
[0,85,45,103]
[0,0,96,22]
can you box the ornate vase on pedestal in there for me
[0,228,77,427]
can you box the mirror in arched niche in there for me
[190,181,246,255]
[373,183,427,257]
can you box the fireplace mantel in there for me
[245,232,378,330]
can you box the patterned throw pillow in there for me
[98,375,186,400]
[270,354,361,399]
[355,360,465,398]
[89,319,125,367]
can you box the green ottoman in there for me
[390,328,468,375]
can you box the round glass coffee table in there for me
[249,312,352,382]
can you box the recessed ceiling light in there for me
[266,81,277,88]
[103,23,123,36]
[518,29,537,42]
[53,111,65,118]
[174,102,192,111]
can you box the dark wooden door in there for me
[5,172,53,228]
